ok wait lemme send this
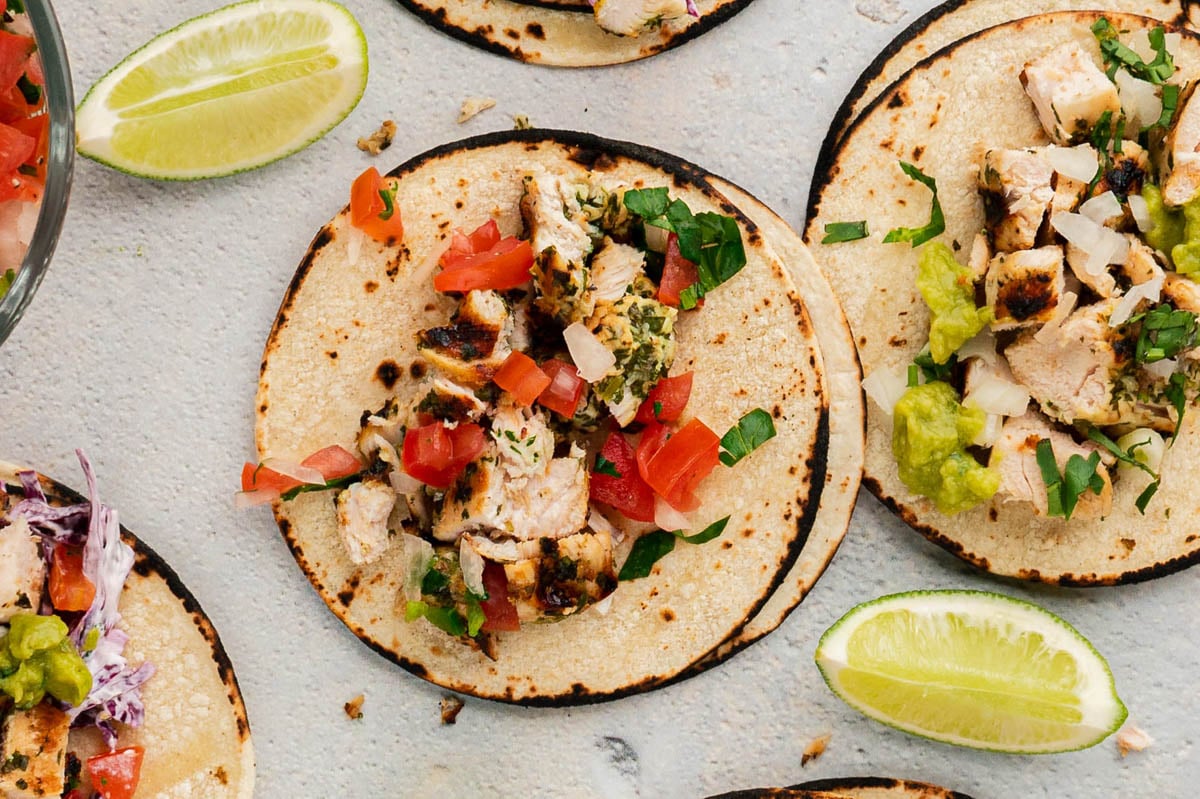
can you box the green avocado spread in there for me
[1142,184,1200,275]
[0,613,92,709]
[893,381,1000,514]
[916,242,992,363]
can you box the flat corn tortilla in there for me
[708,777,974,799]
[256,129,840,703]
[806,11,1200,585]
[391,0,756,67]
[0,462,254,798]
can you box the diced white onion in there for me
[861,365,911,416]
[957,328,999,367]
[563,322,616,382]
[1110,274,1164,326]
[459,536,487,597]
[1044,145,1100,183]
[643,224,670,254]
[591,594,616,615]
[587,509,622,542]
[1053,212,1128,274]
[972,413,1004,448]
[1080,191,1123,225]
[346,224,364,266]
[399,533,435,601]
[1128,193,1154,233]
[1142,357,1178,381]
[654,497,690,532]
[259,458,325,486]
[1035,290,1078,343]
[233,488,280,510]
[1116,70,1163,132]
[1116,428,1166,474]
[964,372,1030,418]
[389,467,423,496]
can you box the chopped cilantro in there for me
[1035,439,1104,521]
[1094,21,1175,84]
[404,601,467,637]
[617,516,731,581]
[914,349,956,383]
[907,364,920,388]
[719,409,777,467]
[821,220,869,244]
[1087,427,1160,514]
[593,455,621,478]
[882,161,945,247]
[1165,372,1189,443]
[279,472,362,501]
[464,593,486,637]
[676,516,729,544]
[1134,305,1198,363]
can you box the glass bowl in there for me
[0,0,73,347]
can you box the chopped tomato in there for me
[402,421,487,489]
[0,31,33,93]
[479,561,520,632]
[87,746,144,799]
[0,168,40,202]
[635,421,671,485]
[0,85,30,124]
[494,351,551,407]
[635,372,694,424]
[658,233,702,309]
[433,238,534,293]
[0,121,34,174]
[349,166,404,243]
[441,219,501,268]
[644,418,720,511]
[589,432,655,523]
[49,545,95,612]
[538,359,586,418]
[241,445,363,495]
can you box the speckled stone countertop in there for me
[3,0,1198,795]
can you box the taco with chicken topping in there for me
[808,9,1200,585]
[0,454,253,798]
[249,128,862,704]
[391,0,756,67]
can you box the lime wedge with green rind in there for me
[75,0,367,180]
[815,590,1127,754]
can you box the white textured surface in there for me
[2,0,1198,796]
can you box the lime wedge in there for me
[75,0,367,179]
[815,590,1127,754]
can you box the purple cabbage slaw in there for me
[1,450,154,748]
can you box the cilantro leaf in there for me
[914,349,957,383]
[623,187,671,222]
[1036,440,1105,521]
[821,220,869,244]
[618,530,676,581]
[464,593,487,637]
[676,516,729,544]
[1157,83,1181,129]
[279,472,363,501]
[594,455,621,478]
[882,161,945,247]
[1086,428,1155,478]
[719,408,777,467]
[404,601,467,637]
[1136,480,1161,514]
[1135,306,1198,363]
[1165,372,1189,443]
[1035,439,1066,518]
[420,567,450,596]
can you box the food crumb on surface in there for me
[801,732,831,766]
[356,120,397,155]
[344,693,365,720]
[512,114,533,130]
[457,97,496,124]
[1116,723,1153,757]
[440,695,465,725]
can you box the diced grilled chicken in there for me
[967,233,991,281]
[521,169,596,324]
[592,0,690,36]
[588,294,677,426]
[986,246,1065,330]
[1117,235,1165,286]
[1162,271,1200,313]
[980,149,1056,252]
[335,477,396,565]
[0,517,44,624]
[1020,44,1121,145]
[1048,169,1089,220]
[411,377,488,423]
[416,290,513,387]
[357,396,405,459]
[1162,83,1200,206]
[588,238,645,304]
[1091,141,1150,203]
[1065,243,1118,297]
[987,411,1113,519]
[0,703,71,799]
[503,529,617,622]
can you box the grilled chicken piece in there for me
[357,396,405,459]
[967,233,991,281]
[986,246,1065,330]
[1162,271,1200,313]
[410,377,488,423]
[1091,142,1150,203]
[335,477,396,565]
[0,517,44,624]
[588,293,677,426]
[988,411,1113,519]
[1117,235,1165,286]
[588,237,645,304]
[592,0,690,36]
[521,168,596,324]
[1021,44,1121,145]
[980,149,1056,252]
[1048,169,1089,221]
[417,290,513,387]
[503,529,617,622]
[1162,83,1200,206]
[0,703,71,799]
[1065,243,1118,297]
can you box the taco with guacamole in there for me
[249,128,862,704]
[391,0,755,67]
[808,9,1200,585]
[708,777,975,799]
[0,453,253,798]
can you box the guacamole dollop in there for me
[0,613,92,709]
[916,242,992,363]
[1142,184,1200,275]
[893,381,1000,514]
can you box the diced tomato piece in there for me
[240,445,363,494]
[538,359,586,418]
[635,372,694,424]
[0,169,41,203]
[87,746,144,799]
[0,86,30,124]
[479,561,520,632]
[441,219,501,267]
[589,432,655,523]
[658,233,703,309]
[49,545,95,612]
[433,238,534,293]
[493,351,551,407]
[644,418,720,511]
[635,421,671,485]
[0,122,34,174]
[349,166,404,243]
[10,113,47,173]
[401,421,487,489]
[0,32,33,94]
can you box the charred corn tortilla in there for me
[392,0,756,67]
[708,777,974,799]
[256,128,849,703]
[806,11,1200,585]
[0,462,254,797]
